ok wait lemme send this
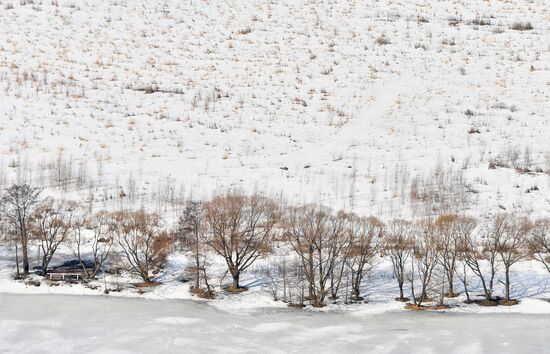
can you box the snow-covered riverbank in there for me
[2,245,550,317]
[2,259,550,317]
[1,293,549,353]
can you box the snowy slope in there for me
[0,0,549,218]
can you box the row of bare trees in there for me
[176,196,550,307]
[1,185,550,307]
[383,214,548,306]
[0,184,171,283]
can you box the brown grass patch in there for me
[224,286,248,293]
[190,286,215,299]
[405,303,450,311]
[497,299,519,306]
[133,281,161,288]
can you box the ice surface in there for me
[1,294,549,353]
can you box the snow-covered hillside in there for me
[1,0,549,217]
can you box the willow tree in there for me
[203,194,279,291]
[346,215,384,301]
[382,219,415,301]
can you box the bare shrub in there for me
[510,22,533,31]
[410,165,470,217]
[261,255,289,302]
[448,17,460,26]
[503,145,521,169]
[375,35,390,45]
[237,27,252,35]
[469,18,491,26]
[112,210,171,283]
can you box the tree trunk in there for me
[42,252,54,276]
[504,267,510,301]
[350,268,363,300]
[351,275,360,300]
[141,271,151,283]
[20,223,30,275]
[22,242,29,275]
[201,266,212,293]
[447,274,455,297]
[194,252,200,289]
[15,243,20,279]
[193,233,201,289]
[282,260,287,302]
[398,280,404,300]
[307,253,315,301]
[231,270,240,290]
[42,257,48,276]
[478,274,491,301]
[421,287,428,302]
[462,279,470,302]
[410,278,417,305]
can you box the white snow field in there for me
[1,294,550,354]
[0,0,549,218]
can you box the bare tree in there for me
[410,221,438,306]
[285,205,320,305]
[203,194,279,291]
[434,214,471,297]
[456,261,471,302]
[459,218,499,302]
[112,210,172,283]
[67,209,113,279]
[529,218,550,274]
[33,200,73,275]
[346,215,384,301]
[382,219,415,301]
[328,211,354,301]
[0,199,20,275]
[286,205,348,306]
[451,216,477,302]
[495,214,530,302]
[177,201,202,285]
[1,184,42,275]
[176,200,213,297]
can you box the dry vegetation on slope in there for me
[0,0,548,218]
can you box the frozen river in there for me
[1,294,549,353]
